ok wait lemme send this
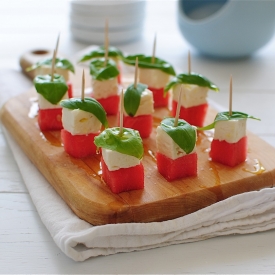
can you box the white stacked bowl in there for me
[69,0,146,45]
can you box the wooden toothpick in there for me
[151,33,157,64]
[229,75,233,116]
[188,50,191,74]
[119,89,124,136]
[104,18,109,67]
[51,49,57,82]
[81,69,85,101]
[174,85,183,127]
[55,32,60,56]
[134,57,138,88]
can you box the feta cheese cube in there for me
[139,68,170,89]
[214,119,247,143]
[62,108,102,135]
[91,78,119,99]
[102,148,140,171]
[173,83,208,108]
[36,66,69,81]
[156,126,196,160]
[38,92,69,110]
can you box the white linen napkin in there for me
[2,69,275,262]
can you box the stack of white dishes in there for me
[69,0,146,45]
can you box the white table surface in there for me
[1,0,275,273]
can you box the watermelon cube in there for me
[101,157,144,193]
[149,87,169,108]
[123,114,153,138]
[67,81,73,98]
[93,94,120,116]
[210,136,247,167]
[171,100,208,127]
[38,108,63,131]
[61,129,99,158]
[156,152,197,182]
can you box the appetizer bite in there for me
[165,54,218,127]
[123,58,154,138]
[122,37,175,108]
[156,88,197,181]
[78,21,123,84]
[60,71,108,158]
[199,77,260,167]
[94,92,144,194]
[27,35,75,98]
[156,117,197,181]
[34,51,69,131]
[89,58,120,115]
[79,45,123,84]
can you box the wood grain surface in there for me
[1,74,275,225]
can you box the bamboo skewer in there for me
[104,19,109,67]
[55,32,60,56]
[229,75,233,116]
[119,89,124,136]
[174,85,183,127]
[134,57,138,88]
[188,50,191,74]
[51,49,57,82]
[151,33,157,64]
[81,69,85,101]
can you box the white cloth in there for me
[2,69,275,262]
[3,127,275,262]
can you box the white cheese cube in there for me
[156,126,196,160]
[139,68,170,89]
[36,66,69,81]
[38,92,69,110]
[62,108,102,135]
[173,84,208,108]
[124,88,154,117]
[102,148,140,171]
[91,78,119,99]
[214,119,247,143]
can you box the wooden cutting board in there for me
[1,67,275,225]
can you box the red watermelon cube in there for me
[210,136,247,167]
[101,157,144,194]
[149,87,168,108]
[171,100,208,127]
[93,94,120,116]
[123,114,153,138]
[61,129,99,158]
[38,108,63,131]
[156,152,197,182]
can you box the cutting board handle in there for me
[19,49,53,79]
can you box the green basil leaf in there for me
[164,73,219,92]
[94,127,143,159]
[60,97,108,128]
[122,54,176,76]
[89,58,119,80]
[124,83,148,116]
[26,58,75,73]
[198,111,261,131]
[34,74,68,105]
[79,46,123,62]
[161,118,196,154]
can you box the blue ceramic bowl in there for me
[177,0,275,58]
